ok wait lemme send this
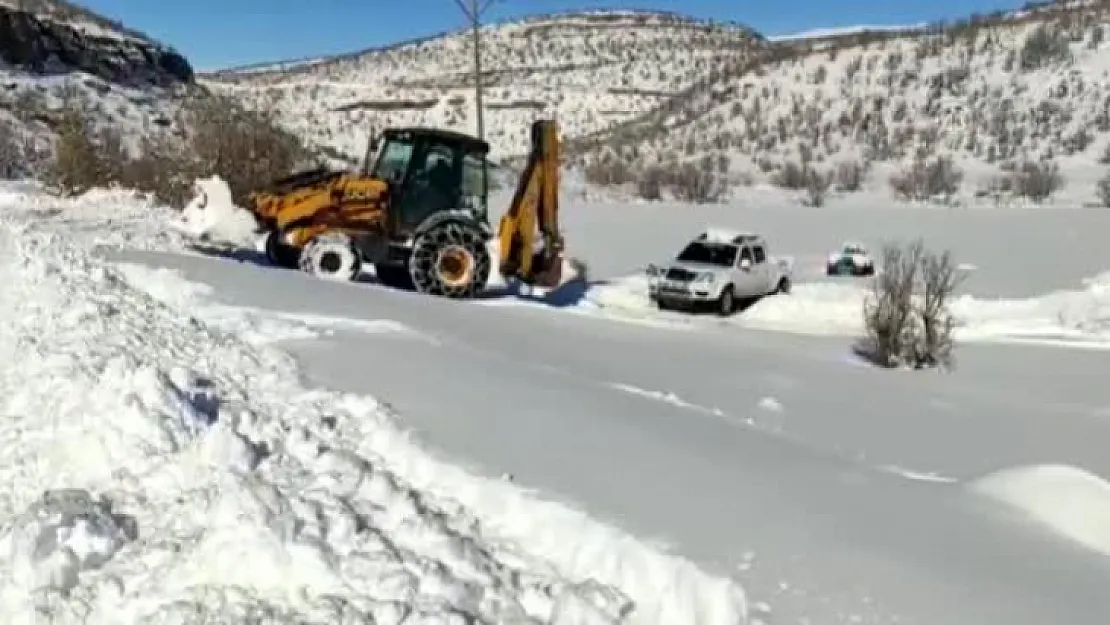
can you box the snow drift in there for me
[583,271,1110,348]
[0,188,749,624]
[174,176,260,247]
[970,464,1110,558]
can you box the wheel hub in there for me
[436,246,474,287]
[320,251,343,273]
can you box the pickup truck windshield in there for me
[676,242,737,267]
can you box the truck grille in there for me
[665,267,695,282]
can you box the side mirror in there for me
[739,258,752,271]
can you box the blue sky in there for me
[80,0,1024,71]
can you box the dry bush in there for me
[1007,159,1063,201]
[181,94,313,206]
[1097,173,1110,207]
[889,155,963,201]
[772,161,808,189]
[803,168,832,207]
[667,162,724,204]
[122,135,196,206]
[584,151,633,186]
[636,165,664,200]
[1020,23,1073,70]
[44,93,313,206]
[43,104,127,195]
[0,122,23,179]
[834,159,866,191]
[858,240,964,370]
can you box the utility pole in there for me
[451,0,497,141]
[452,0,497,218]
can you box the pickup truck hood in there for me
[660,261,730,276]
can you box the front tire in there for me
[716,285,736,316]
[264,229,299,268]
[299,231,362,282]
[409,221,491,298]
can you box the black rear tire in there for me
[408,221,491,298]
[264,229,299,269]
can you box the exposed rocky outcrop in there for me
[0,3,193,88]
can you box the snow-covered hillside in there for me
[0,0,194,177]
[202,10,765,161]
[588,2,1110,205]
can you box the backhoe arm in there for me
[497,119,565,287]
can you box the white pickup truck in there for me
[646,228,793,315]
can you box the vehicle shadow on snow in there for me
[187,242,377,283]
[475,276,608,308]
[188,242,600,305]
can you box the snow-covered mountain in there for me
[581,1,1110,204]
[198,1,1110,206]
[201,10,766,163]
[0,0,195,177]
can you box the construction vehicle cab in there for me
[249,120,565,299]
[364,126,490,227]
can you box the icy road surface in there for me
[110,246,1110,625]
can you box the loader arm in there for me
[497,119,565,287]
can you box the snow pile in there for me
[174,176,260,246]
[582,271,1110,347]
[0,196,749,623]
[969,464,1110,558]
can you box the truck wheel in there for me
[299,231,362,282]
[409,221,491,298]
[716,285,736,316]
[775,276,792,294]
[264,229,299,269]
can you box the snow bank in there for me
[174,176,260,246]
[969,464,1110,558]
[0,193,750,623]
[583,271,1110,348]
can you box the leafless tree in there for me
[858,239,964,370]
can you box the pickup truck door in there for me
[750,243,772,294]
[734,245,758,297]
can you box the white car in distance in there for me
[647,229,793,315]
[826,241,876,276]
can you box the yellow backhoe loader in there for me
[246,119,566,298]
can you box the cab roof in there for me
[696,228,763,246]
[381,126,490,155]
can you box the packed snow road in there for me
[109,246,1110,625]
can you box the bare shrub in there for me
[889,155,963,201]
[0,122,23,179]
[584,152,632,187]
[1007,159,1063,201]
[182,94,313,206]
[122,135,196,206]
[43,104,129,195]
[1097,173,1110,207]
[667,162,723,204]
[42,93,312,205]
[834,159,866,191]
[772,161,808,189]
[1020,23,1073,70]
[858,240,963,370]
[636,165,664,200]
[803,168,832,206]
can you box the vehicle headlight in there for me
[696,273,715,284]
